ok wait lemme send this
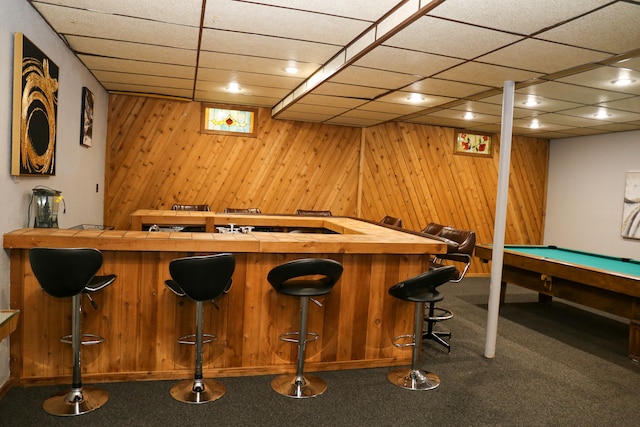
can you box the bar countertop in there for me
[3,213,447,255]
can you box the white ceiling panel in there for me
[32,3,200,48]
[428,0,613,35]
[28,0,640,137]
[204,0,371,45]
[200,29,340,64]
[383,16,522,60]
[79,56,195,79]
[67,36,197,66]
[478,39,611,74]
[536,2,640,54]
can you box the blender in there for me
[31,187,63,228]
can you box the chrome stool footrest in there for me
[178,333,216,345]
[60,333,104,345]
[278,330,319,344]
[391,333,416,348]
[427,306,453,322]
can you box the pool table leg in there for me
[630,297,640,362]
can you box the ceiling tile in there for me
[478,39,610,74]
[428,0,613,35]
[240,0,404,21]
[67,36,197,66]
[353,46,464,76]
[94,71,193,90]
[32,3,200,48]
[79,55,195,79]
[435,62,542,88]
[536,2,640,54]
[200,29,340,64]
[204,0,371,45]
[384,16,522,59]
[310,82,388,99]
[517,81,631,105]
[556,67,640,96]
[327,66,420,89]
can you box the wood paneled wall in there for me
[105,94,549,275]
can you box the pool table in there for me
[475,244,640,361]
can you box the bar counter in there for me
[3,213,446,385]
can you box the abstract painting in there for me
[80,87,94,147]
[11,33,59,176]
[621,171,640,239]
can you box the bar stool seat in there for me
[387,265,457,391]
[165,253,235,404]
[267,258,343,398]
[29,247,116,416]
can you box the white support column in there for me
[484,80,515,358]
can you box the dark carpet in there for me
[1,278,638,426]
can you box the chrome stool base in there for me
[387,368,440,391]
[43,386,109,416]
[170,379,226,404]
[271,373,327,398]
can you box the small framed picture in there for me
[80,87,94,147]
[454,130,493,157]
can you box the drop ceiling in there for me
[29,0,640,138]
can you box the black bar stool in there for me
[29,247,116,416]
[267,258,343,398]
[165,253,235,404]
[387,265,457,391]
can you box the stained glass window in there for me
[201,104,258,137]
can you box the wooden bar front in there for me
[4,214,446,385]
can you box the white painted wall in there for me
[0,0,108,387]
[545,130,640,259]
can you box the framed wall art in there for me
[621,171,640,240]
[454,130,493,157]
[80,87,94,147]
[11,32,59,176]
[201,103,258,137]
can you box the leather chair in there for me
[295,209,332,216]
[171,204,210,211]
[224,207,261,213]
[387,265,457,391]
[380,215,403,227]
[29,248,116,416]
[165,253,235,404]
[267,258,343,398]
[420,223,476,351]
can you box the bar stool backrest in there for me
[168,253,235,302]
[29,248,103,298]
[267,258,343,297]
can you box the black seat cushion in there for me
[268,258,343,297]
[388,265,457,303]
[29,247,105,298]
[168,253,235,302]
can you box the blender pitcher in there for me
[32,187,62,228]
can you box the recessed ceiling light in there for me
[611,78,635,86]
[227,82,241,92]
[523,96,541,107]
[463,111,474,120]
[285,63,299,74]
[407,93,424,103]
[593,109,611,119]
[530,119,540,129]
